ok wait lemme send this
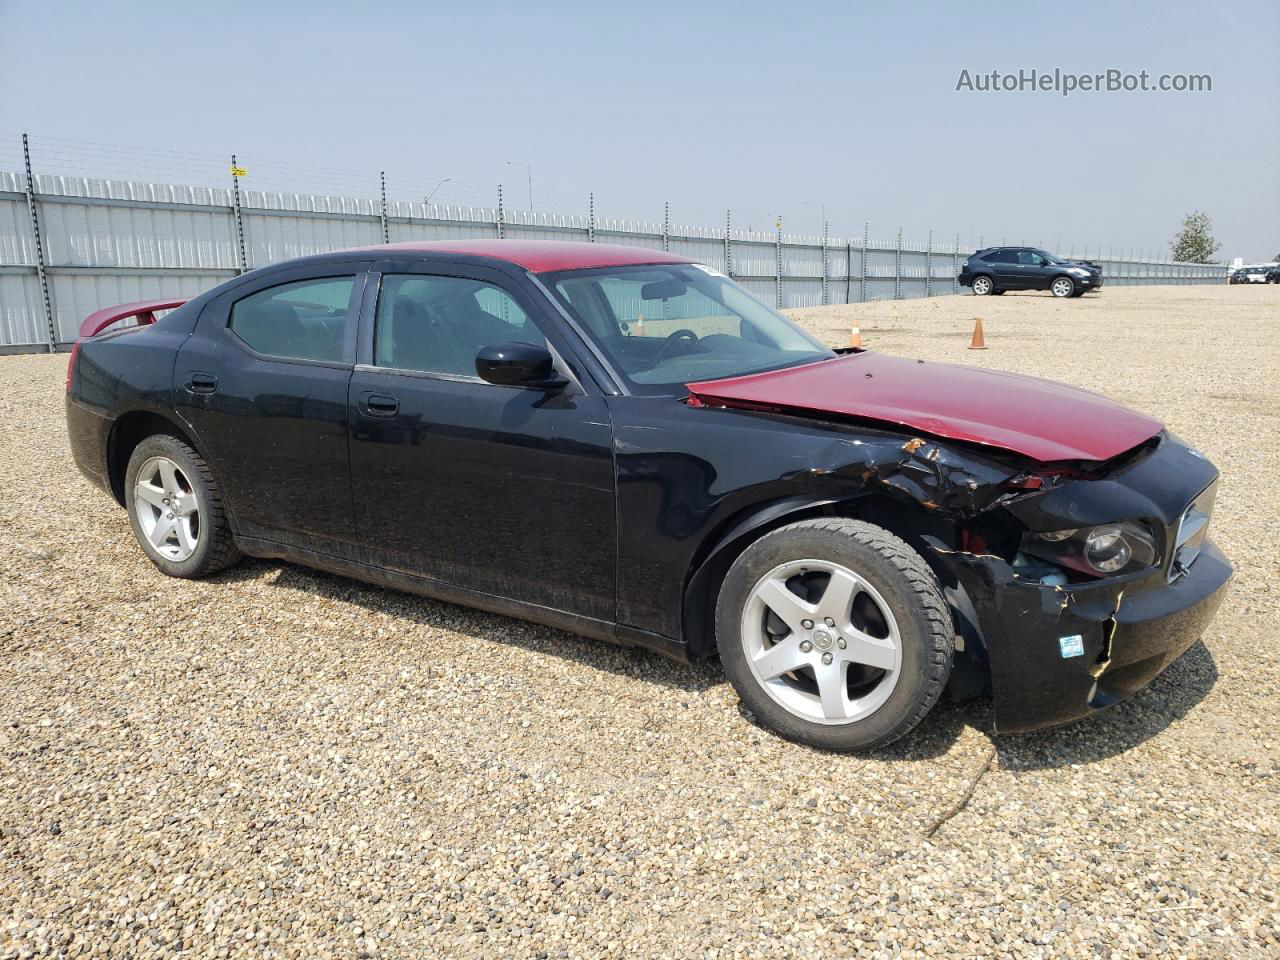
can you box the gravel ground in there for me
[2,283,1277,959]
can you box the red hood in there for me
[685,352,1163,463]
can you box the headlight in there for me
[1085,525,1133,572]
[1022,521,1158,578]
[1068,267,1090,276]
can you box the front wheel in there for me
[125,433,241,578]
[971,275,994,296]
[716,518,953,752]
[1051,276,1076,298]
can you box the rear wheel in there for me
[1051,276,1076,298]
[971,275,994,296]
[716,518,952,752]
[125,434,241,578]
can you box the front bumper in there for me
[937,537,1231,734]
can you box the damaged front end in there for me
[924,432,1231,733]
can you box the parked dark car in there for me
[66,241,1229,751]
[959,246,1103,297]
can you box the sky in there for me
[2,0,1277,260]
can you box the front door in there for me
[174,265,367,550]
[346,261,616,623]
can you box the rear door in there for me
[174,262,369,552]
[346,259,617,623]
[988,249,1023,288]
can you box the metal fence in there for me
[0,161,1228,352]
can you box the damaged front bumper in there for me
[936,537,1231,734]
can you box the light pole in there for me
[424,177,451,206]
[507,161,533,212]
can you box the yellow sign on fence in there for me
[230,165,247,177]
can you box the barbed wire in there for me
[0,130,1160,256]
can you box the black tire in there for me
[1050,276,1076,298]
[971,275,994,296]
[125,433,241,578]
[715,518,952,752]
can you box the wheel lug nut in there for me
[824,617,835,627]
[822,652,833,665]
[837,637,847,649]
[799,640,813,653]
[801,619,814,630]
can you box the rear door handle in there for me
[187,372,218,394]
[360,392,399,417]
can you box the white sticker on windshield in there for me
[1058,635,1085,658]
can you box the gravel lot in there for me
[2,283,1277,959]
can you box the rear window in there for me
[229,276,355,361]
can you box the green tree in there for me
[1169,211,1221,263]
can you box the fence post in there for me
[953,233,960,294]
[497,185,504,239]
[663,202,670,252]
[379,171,390,244]
[894,228,902,300]
[775,216,783,310]
[925,230,932,298]
[724,209,732,277]
[861,222,869,304]
[230,154,248,274]
[821,219,829,306]
[21,134,56,351]
[845,239,853,304]
[588,192,595,242]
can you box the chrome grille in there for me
[1168,481,1217,582]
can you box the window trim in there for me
[219,267,367,368]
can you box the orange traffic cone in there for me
[850,323,864,349]
[968,317,988,350]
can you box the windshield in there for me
[1036,249,1067,264]
[543,263,834,394]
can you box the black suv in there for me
[959,247,1103,298]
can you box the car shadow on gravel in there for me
[211,560,1217,768]
[994,641,1220,772]
[217,559,727,694]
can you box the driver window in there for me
[374,275,545,377]
[1018,251,1042,266]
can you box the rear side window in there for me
[229,276,356,361]
[982,250,1016,264]
[374,274,545,377]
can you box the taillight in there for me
[66,341,81,393]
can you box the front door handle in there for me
[187,372,218,394]
[360,393,400,417]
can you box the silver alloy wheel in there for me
[1052,278,1073,297]
[133,456,200,561]
[740,558,902,725]
[972,276,992,295]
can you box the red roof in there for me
[358,240,695,273]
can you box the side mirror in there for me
[475,341,566,388]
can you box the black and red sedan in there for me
[65,241,1231,751]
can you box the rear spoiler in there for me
[79,298,189,339]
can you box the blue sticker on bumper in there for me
[1059,635,1085,658]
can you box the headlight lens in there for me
[1023,521,1158,578]
[1085,525,1132,572]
